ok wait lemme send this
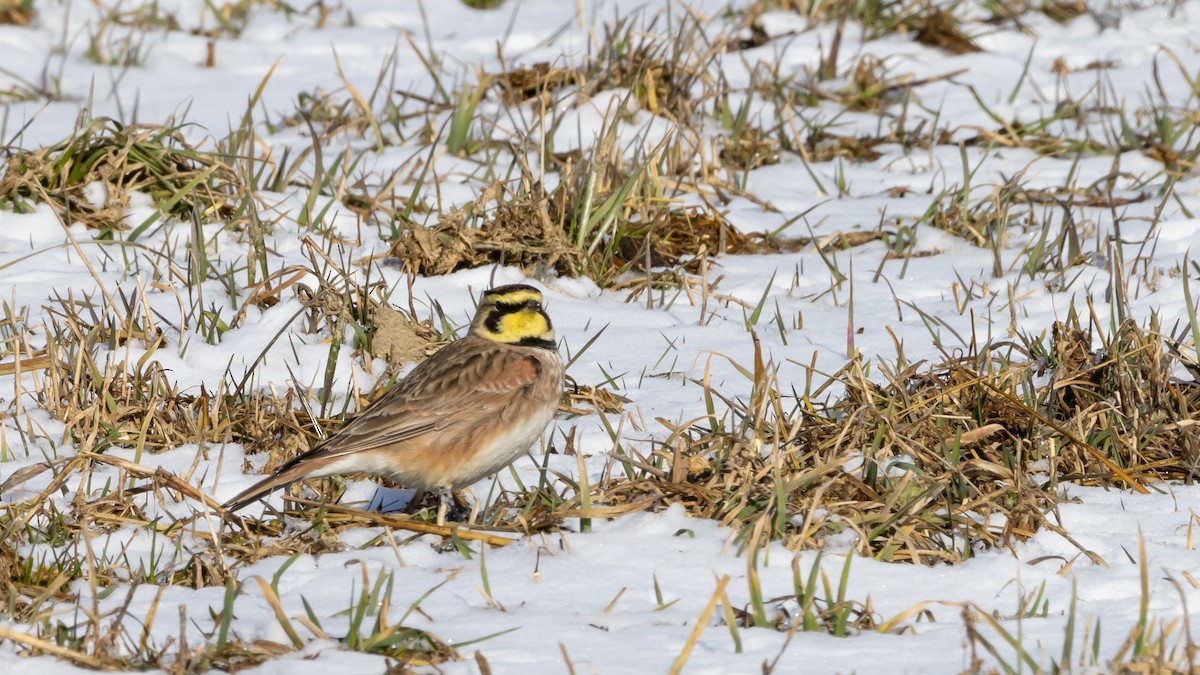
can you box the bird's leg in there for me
[435,487,453,526]
[435,488,475,525]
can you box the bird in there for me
[222,283,564,523]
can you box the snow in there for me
[2,0,1199,672]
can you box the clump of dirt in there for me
[369,304,439,365]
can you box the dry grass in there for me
[909,4,981,55]
[0,118,244,234]
[31,292,330,460]
[388,188,585,277]
[492,62,581,106]
[565,319,1198,564]
[389,151,811,286]
[0,0,33,25]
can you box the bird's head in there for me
[470,284,556,348]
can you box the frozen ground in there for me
[1,0,1199,672]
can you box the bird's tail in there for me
[222,459,322,515]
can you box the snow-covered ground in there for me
[2,0,1199,672]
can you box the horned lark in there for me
[223,284,564,522]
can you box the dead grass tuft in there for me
[910,5,981,55]
[619,207,807,270]
[808,131,885,163]
[388,188,584,277]
[1039,0,1087,23]
[0,118,243,233]
[493,62,581,105]
[719,126,782,170]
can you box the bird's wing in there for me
[295,341,545,461]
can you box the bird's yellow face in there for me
[471,284,556,348]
